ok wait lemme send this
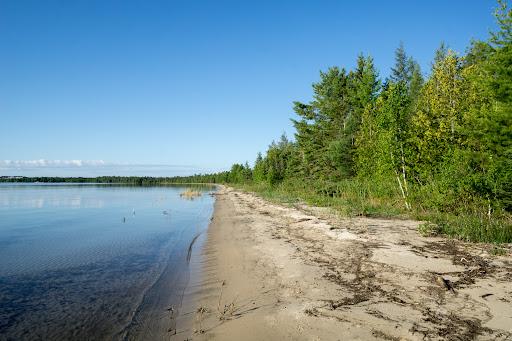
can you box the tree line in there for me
[0,175,229,185]
[219,2,512,242]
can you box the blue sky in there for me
[0,0,499,176]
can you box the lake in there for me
[0,183,216,340]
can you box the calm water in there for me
[0,183,215,341]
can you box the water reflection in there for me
[0,184,215,340]
[0,195,105,209]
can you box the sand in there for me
[171,186,512,340]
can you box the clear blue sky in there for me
[0,0,499,176]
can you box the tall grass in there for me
[232,179,512,243]
[180,189,202,199]
[419,212,512,244]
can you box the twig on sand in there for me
[216,279,239,320]
[195,306,208,334]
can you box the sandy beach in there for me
[172,186,512,340]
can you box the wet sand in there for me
[121,237,197,340]
[172,186,512,340]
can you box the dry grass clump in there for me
[194,306,208,334]
[180,189,202,199]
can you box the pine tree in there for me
[390,42,412,84]
[408,59,424,104]
[292,67,351,179]
[458,0,512,211]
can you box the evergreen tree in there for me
[265,134,295,185]
[408,60,424,104]
[390,42,412,84]
[292,67,351,179]
[457,0,512,211]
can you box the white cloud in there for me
[0,160,220,177]
[0,159,106,168]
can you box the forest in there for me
[213,2,512,243]
[0,174,229,185]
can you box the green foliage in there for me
[225,4,512,242]
[291,56,380,180]
[16,2,511,243]
[291,67,351,179]
[418,222,442,237]
[252,152,267,183]
[426,213,512,243]
[228,163,252,184]
[390,42,414,84]
[490,246,508,256]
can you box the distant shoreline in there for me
[0,176,220,185]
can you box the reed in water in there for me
[180,189,202,199]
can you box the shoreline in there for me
[172,186,512,340]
